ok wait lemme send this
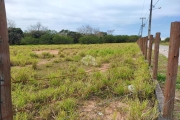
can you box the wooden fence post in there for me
[142,37,145,56]
[144,36,148,59]
[163,22,180,119]
[0,0,13,120]
[140,38,142,53]
[152,32,160,80]
[140,38,143,52]
[147,35,153,66]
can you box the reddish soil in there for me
[34,50,59,55]
[79,100,128,120]
[86,63,110,73]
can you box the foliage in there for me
[164,37,170,42]
[8,28,24,45]
[79,35,103,44]
[77,25,99,35]
[103,35,115,43]
[52,35,74,44]
[21,37,40,45]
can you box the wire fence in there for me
[137,25,180,119]
[10,67,116,84]
[1,64,160,119]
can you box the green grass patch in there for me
[11,44,158,119]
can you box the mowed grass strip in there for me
[11,43,159,119]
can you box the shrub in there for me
[52,35,74,44]
[79,35,102,44]
[164,37,170,42]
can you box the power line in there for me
[141,0,146,17]
[144,18,149,27]
[138,26,142,36]
[140,17,146,37]
[153,0,160,7]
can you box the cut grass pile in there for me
[10,43,159,119]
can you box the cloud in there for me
[4,0,180,37]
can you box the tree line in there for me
[8,21,140,45]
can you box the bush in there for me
[79,35,102,44]
[103,35,115,43]
[52,35,74,44]
[21,37,40,45]
[164,37,170,42]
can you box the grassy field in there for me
[10,43,159,119]
[160,42,169,46]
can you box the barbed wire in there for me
[10,68,103,84]
[3,43,179,119]
[137,42,180,119]
[9,65,140,84]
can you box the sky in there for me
[4,0,180,39]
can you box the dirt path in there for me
[152,44,180,65]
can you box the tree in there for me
[7,19,24,45]
[77,25,99,35]
[164,37,170,42]
[103,35,115,43]
[7,19,16,28]
[107,30,114,35]
[79,35,102,44]
[67,31,82,43]
[8,28,24,45]
[40,30,57,44]
[28,22,48,38]
[52,35,73,44]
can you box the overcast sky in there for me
[5,0,180,39]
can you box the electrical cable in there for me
[141,0,146,17]
[153,0,160,7]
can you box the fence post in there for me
[139,38,142,53]
[163,22,180,119]
[152,32,160,80]
[144,36,148,59]
[0,0,13,120]
[147,35,153,66]
[142,37,145,56]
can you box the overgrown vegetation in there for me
[11,43,158,119]
[8,22,139,45]
[157,54,180,89]
[154,51,180,119]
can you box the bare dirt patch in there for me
[38,59,56,65]
[33,50,59,55]
[79,99,128,120]
[86,63,110,73]
[33,50,58,65]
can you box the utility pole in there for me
[0,0,13,120]
[140,17,146,37]
[148,0,153,39]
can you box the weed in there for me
[41,52,55,59]
[65,57,73,61]
[157,73,166,83]
[32,60,38,70]
[30,52,39,58]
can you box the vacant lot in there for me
[10,43,158,119]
